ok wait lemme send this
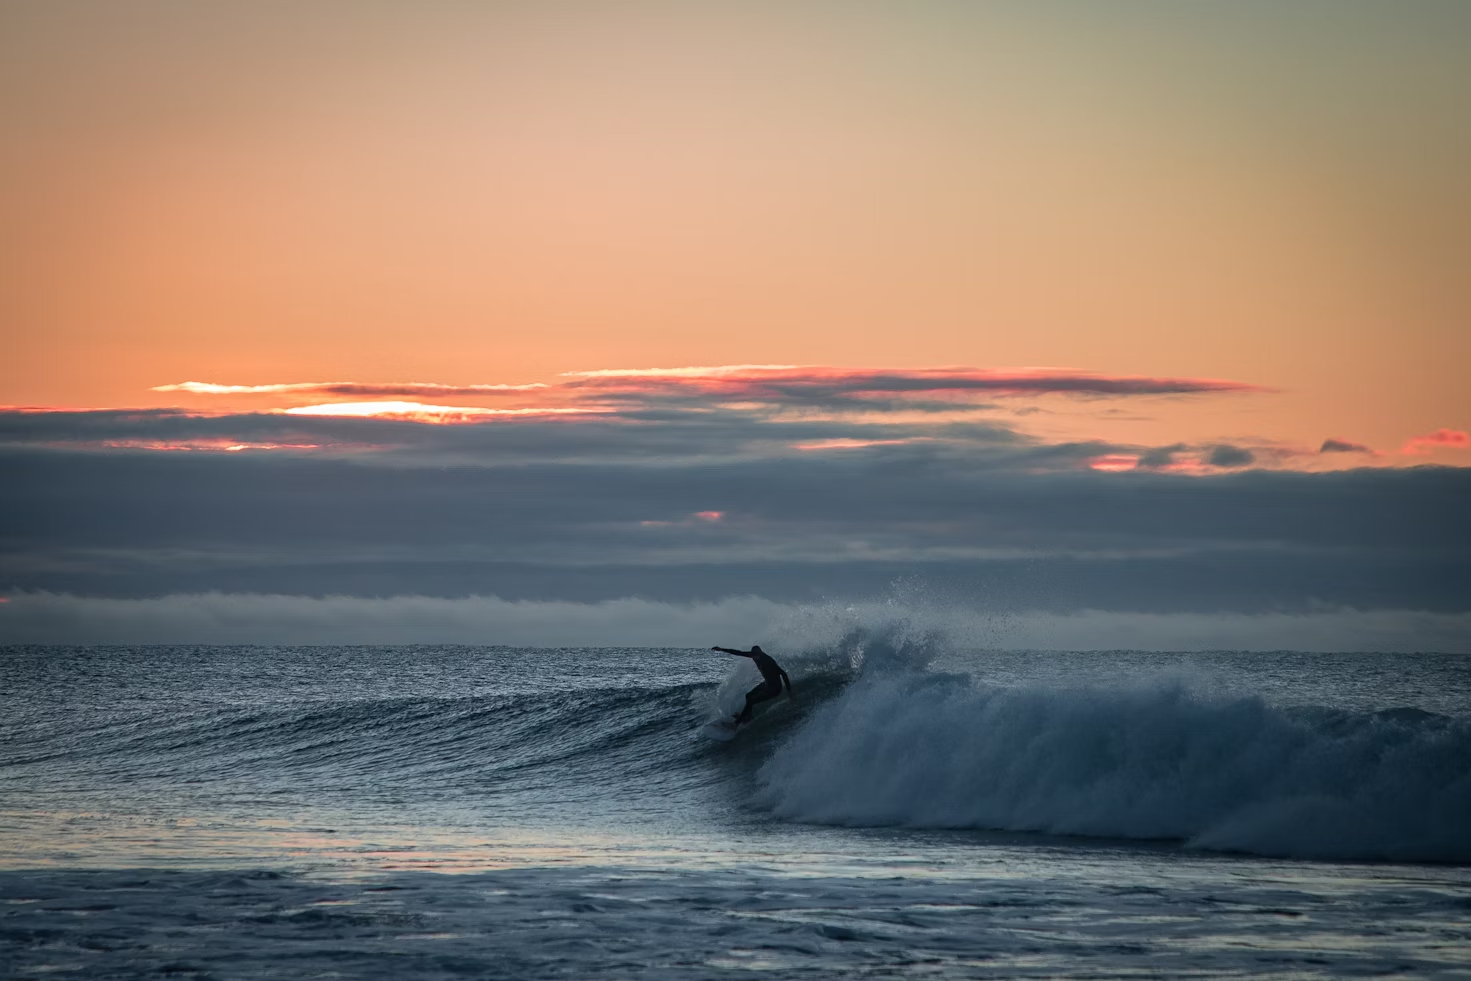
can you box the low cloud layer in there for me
[4,363,1466,643]
[1,592,1466,652]
[2,442,1467,613]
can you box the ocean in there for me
[3,623,1469,979]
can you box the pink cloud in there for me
[1087,454,1139,472]
[1402,428,1471,455]
[791,438,922,451]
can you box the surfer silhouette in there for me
[712,645,792,725]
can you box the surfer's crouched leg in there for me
[736,680,783,724]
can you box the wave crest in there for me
[754,674,1471,862]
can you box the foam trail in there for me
[755,674,1471,862]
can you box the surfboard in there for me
[699,719,739,742]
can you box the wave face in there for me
[0,682,724,814]
[755,670,1471,862]
[5,635,1469,865]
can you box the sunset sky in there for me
[2,1,1468,647]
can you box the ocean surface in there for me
[3,624,1470,979]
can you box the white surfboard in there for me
[699,719,739,742]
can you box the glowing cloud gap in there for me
[281,401,597,424]
[96,440,323,453]
[792,438,924,451]
[1088,454,1140,472]
[154,381,548,396]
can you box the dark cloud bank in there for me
[2,448,1466,610]
[1,407,1466,647]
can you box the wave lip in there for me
[754,675,1471,863]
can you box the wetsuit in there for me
[712,647,792,724]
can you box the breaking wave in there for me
[7,617,1467,865]
[753,665,1471,863]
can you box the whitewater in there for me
[3,619,1469,978]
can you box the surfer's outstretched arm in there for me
[711,646,754,658]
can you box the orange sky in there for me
[3,1,1467,458]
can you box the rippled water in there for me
[3,636,1469,978]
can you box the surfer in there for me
[711,645,792,725]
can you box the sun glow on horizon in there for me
[1088,454,1140,472]
[281,401,597,423]
[154,381,549,396]
[792,438,925,452]
[96,439,324,453]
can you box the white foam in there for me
[755,672,1471,862]
[4,859,1468,980]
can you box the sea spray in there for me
[753,672,1471,862]
[710,612,950,719]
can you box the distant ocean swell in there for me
[754,672,1471,863]
[1,685,719,799]
[8,644,1467,864]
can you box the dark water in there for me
[3,634,1470,978]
